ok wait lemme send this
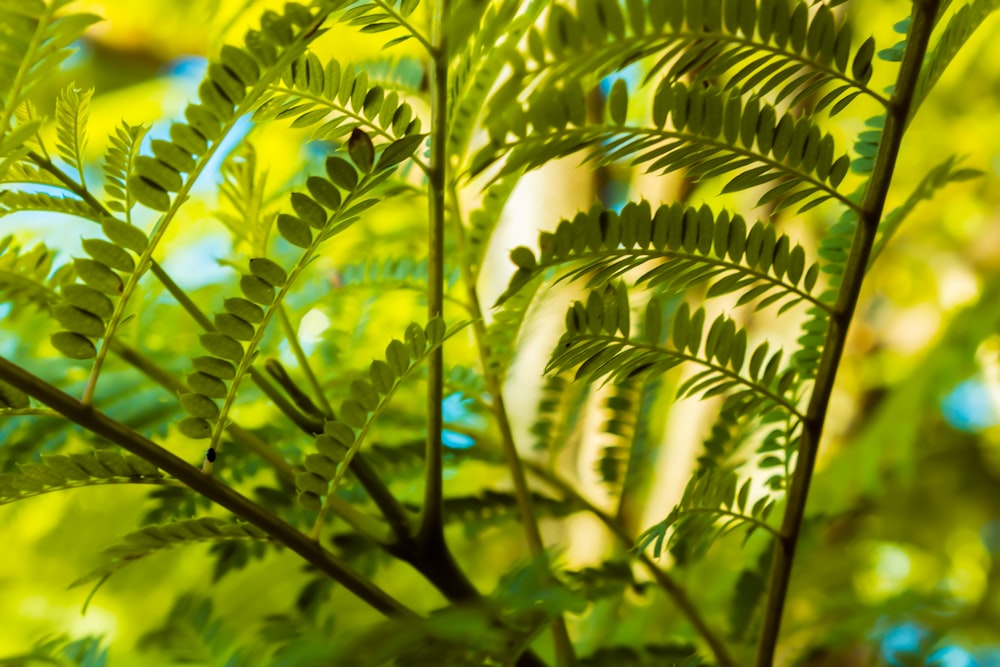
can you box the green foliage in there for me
[0,450,165,506]
[0,0,997,665]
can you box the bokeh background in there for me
[1,0,999,665]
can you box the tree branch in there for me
[0,355,413,619]
[754,2,942,663]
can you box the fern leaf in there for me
[101,120,148,218]
[213,142,275,255]
[0,190,105,223]
[870,155,983,265]
[448,0,545,162]
[637,468,778,563]
[0,0,100,140]
[506,0,884,122]
[551,286,804,419]
[0,451,165,506]
[528,373,588,456]
[70,517,269,588]
[295,317,467,511]
[478,82,855,213]
[465,175,518,272]
[0,236,73,313]
[253,51,425,152]
[500,200,826,315]
[483,271,545,379]
[177,141,419,472]
[561,560,649,603]
[54,84,93,187]
[912,0,1000,116]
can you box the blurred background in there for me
[1,0,999,665]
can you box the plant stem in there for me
[754,2,941,663]
[448,188,576,666]
[417,0,449,545]
[524,461,735,667]
[277,305,333,417]
[0,355,413,619]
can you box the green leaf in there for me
[347,128,375,172]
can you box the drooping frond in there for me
[561,560,650,603]
[441,490,577,538]
[0,451,165,506]
[54,84,93,187]
[637,468,778,563]
[178,139,424,466]
[870,155,983,265]
[912,0,1000,117]
[483,271,544,379]
[447,0,546,162]
[494,0,883,138]
[0,236,73,313]
[501,200,825,315]
[0,190,103,223]
[338,255,460,294]
[295,317,462,512]
[476,80,855,214]
[465,175,518,273]
[101,120,148,218]
[0,0,100,138]
[595,379,642,491]
[528,373,588,457]
[550,285,804,419]
[252,51,425,150]
[70,518,270,589]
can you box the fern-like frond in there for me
[447,0,545,162]
[0,451,166,506]
[101,120,148,218]
[551,285,804,420]
[638,468,778,562]
[214,142,275,255]
[595,379,641,491]
[871,155,983,265]
[465,175,518,273]
[0,0,100,139]
[441,490,577,538]
[177,139,423,470]
[253,50,425,153]
[562,560,650,603]
[502,0,883,122]
[70,517,270,588]
[528,373,588,457]
[295,317,462,512]
[477,81,854,214]
[501,200,826,315]
[912,0,1000,116]
[54,84,93,187]
[0,156,65,189]
[0,235,73,313]
[0,190,104,223]
[483,271,544,379]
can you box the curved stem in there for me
[0,355,413,619]
[754,2,941,663]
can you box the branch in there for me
[754,2,942,663]
[0,355,413,619]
